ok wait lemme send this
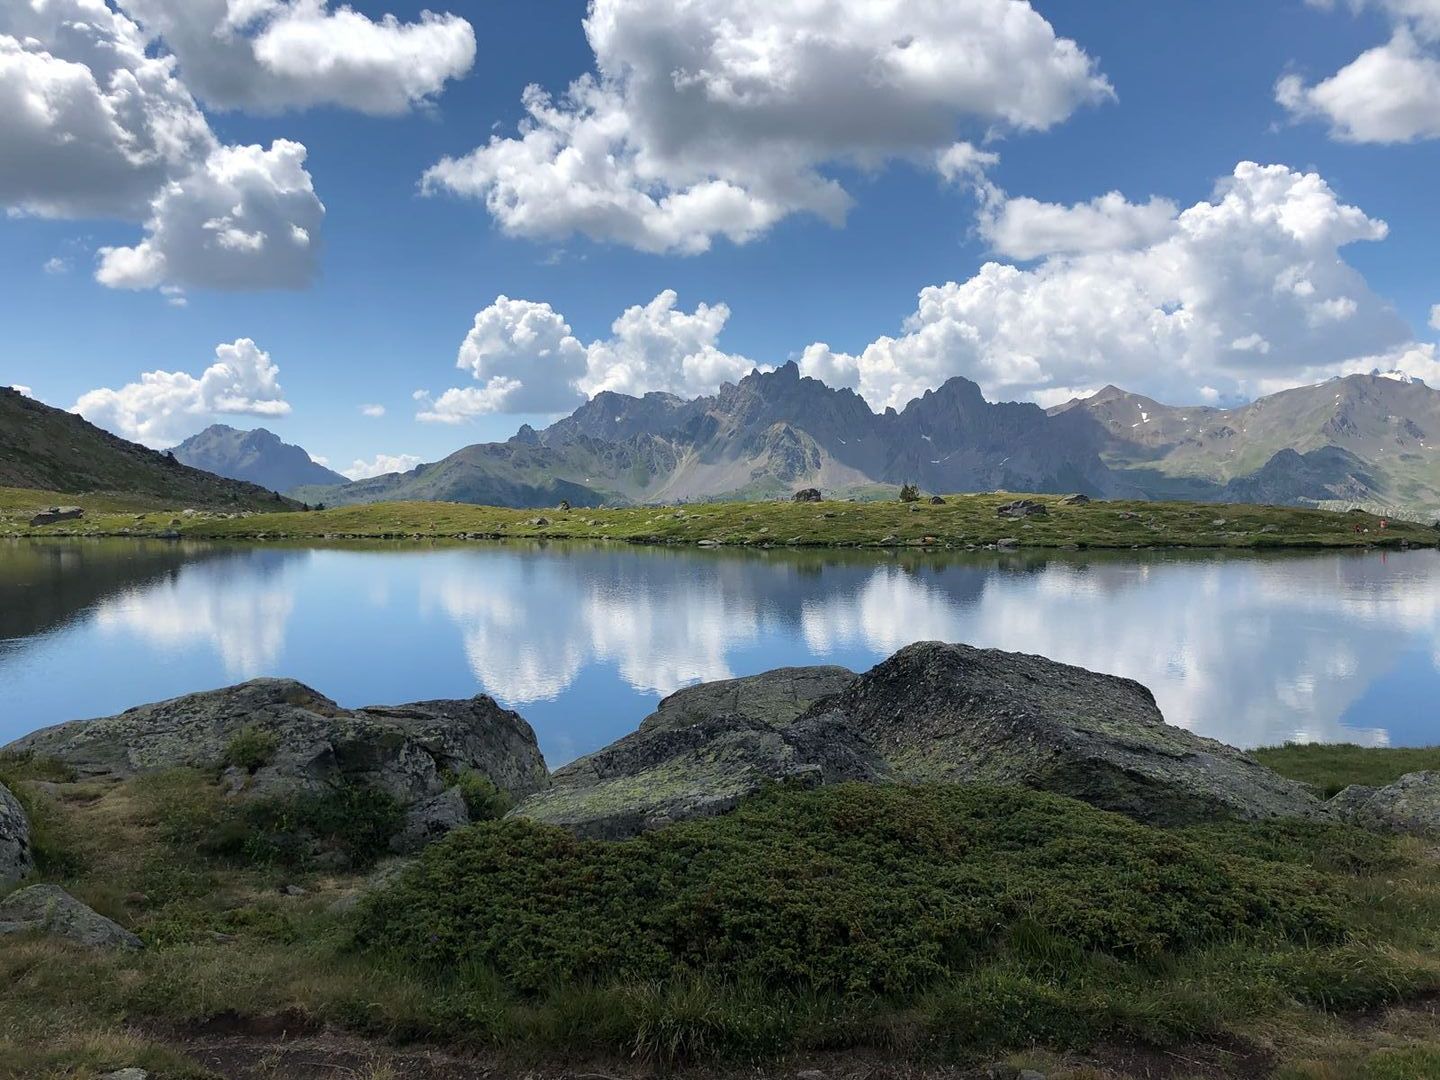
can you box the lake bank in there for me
[4,486,1437,551]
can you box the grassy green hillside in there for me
[0,388,294,511]
[6,487,1435,550]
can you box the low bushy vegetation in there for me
[220,724,279,773]
[1254,742,1440,798]
[356,784,1356,996]
[141,768,404,872]
[4,766,1440,1076]
[446,768,511,821]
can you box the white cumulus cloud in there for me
[799,162,1411,408]
[0,0,215,220]
[980,191,1179,260]
[1279,3,1440,142]
[341,452,422,480]
[1430,303,1440,330]
[423,0,1111,253]
[96,139,323,292]
[0,0,325,294]
[120,0,476,115]
[74,338,291,447]
[359,404,386,418]
[419,290,754,421]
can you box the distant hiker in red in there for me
[1380,518,1389,529]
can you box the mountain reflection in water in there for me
[2,539,1437,764]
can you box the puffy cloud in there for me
[1431,304,1440,330]
[0,0,215,219]
[73,338,291,447]
[9,385,32,397]
[1280,3,1440,142]
[42,257,70,275]
[423,0,1111,253]
[799,162,1410,408]
[420,290,753,421]
[120,0,475,115]
[359,404,386,418]
[579,290,756,398]
[450,296,588,414]
[96,140,323,292]
[0,0,324,293]
[341,453,422,480]
[980,191,1178,259]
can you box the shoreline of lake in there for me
[6,487,1437,551]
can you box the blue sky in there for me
[3,0,1438,478]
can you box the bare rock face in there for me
[0,884,142,949]
[390,787,471,854]
[5,679,551,808]
[1325,771,1440,838]
[0,782,34,889]
[515,644,1318,838]
[805,642,1318,826]
[996,499,1048,518]
[515,667,864,838]
[29,506,83,526]
[637,666,856,734]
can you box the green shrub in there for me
[898,483,920,502]
[447,770,511,821]
[221,725,279,773]
[138,769,404,872]
[227,782,405,871]
[355,784,1351,998]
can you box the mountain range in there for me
[0,387,294,510]
[172,424,346,494]
[1053,371,1440,512]
[283,363,1440,516]
[290,363,1118,508]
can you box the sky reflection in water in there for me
[2,540,1438,765]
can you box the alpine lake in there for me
[4,536,1438,760]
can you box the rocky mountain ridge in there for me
[295,363,1121,508]
[172,424,346,494]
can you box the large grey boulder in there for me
[390,786,470,854]
[517,644,1318,837]
[0,781,34,889]
[514,667,865,838]
[5,679,551,808]
[0,884,142,949]
[804,642,1318,826]
[1325,771,1440,838]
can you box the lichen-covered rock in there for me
[516,711,883,839]
[514,666,867,839]
[638,666,855,734]
[390,786,470,854]
[1325,771,1440,838]
[804,642,1318,826]
[5,679,551,809]
[0,781,33,889]
[0,884,142,949]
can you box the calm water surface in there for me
[3,539,1438,764]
